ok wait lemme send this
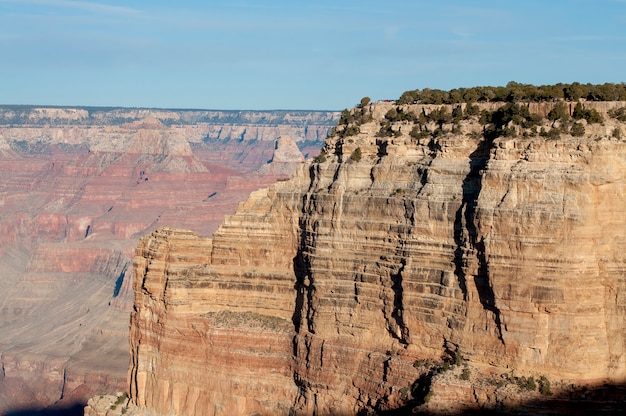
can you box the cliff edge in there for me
[124,98,626,415]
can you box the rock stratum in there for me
[124,100,625,415]
[0,106,337,414]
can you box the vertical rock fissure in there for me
[389,257,409,344]
[292,196,314,334]
[454,137,504,344]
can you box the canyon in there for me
[111,99,625,415]
[0,106,338,414]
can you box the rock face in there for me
[0,106,337,413]
[126,100,626,415]
[257,135,306,176]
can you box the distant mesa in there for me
[257,135,306,176]
[122,115,166,130]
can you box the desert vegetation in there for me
[321,84,626,153]
[397,82,626,105]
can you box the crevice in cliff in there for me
[388,253,409,344]
[292,195,316,335]
[292,248,316,335]
[454,136,504,344]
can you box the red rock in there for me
[0,107,336,413]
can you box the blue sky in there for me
[1,0,625,110]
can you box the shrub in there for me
[516,376,537,391]
[350,147,362,162]
[377,121,395,137]
[452,105,464,122]
[548,102,570,122]
[612,127,622,139]
[342,125,360,137]
[411,376,433,404]
[385,108,398,121]
[115,392,129,405]
[428,106,452,127]
[460,367,471,381]
[573,102,604,123]
[479,110,493,125]
[539,376,553,396]
[573,101,585,119]
[314,152,327,163]
[584,108,603,123]
[409,125,430,140]
[521,113,543,128]
[540,127,561,139]
[399,386,410,400]
[571,122,585,137]
[464,102,480,117]
[339,109,352,124]
[608,107,626,121]
[451,349,465,366]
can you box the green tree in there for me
[464,102,480,117]
[452,105,464,122]
[429,106,452,127]
[339,109,352,124]
[573,101,585,119]
[548,102,570,122]
[385,108,398,121]
[609,107,626,121]
[571,122,585,137]
[584,108,603,123]
[359,97,371,108]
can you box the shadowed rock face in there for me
[126,101,625,415]
[0,107,337,413]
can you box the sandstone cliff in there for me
[126,100,626,415]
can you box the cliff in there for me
[0,107,337,413]
[125,100,626,415]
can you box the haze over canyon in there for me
[0,106,338,414]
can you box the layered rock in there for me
[257,135,306,176]
[0,107,337,413]
[126,100,626,415]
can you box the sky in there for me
[0,0,625,110]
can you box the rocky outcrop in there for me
[126,100,626,415]
[0,107,337,413]
[257,135,306,176]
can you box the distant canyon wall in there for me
[0,106,337,413]
[126,100,626,415]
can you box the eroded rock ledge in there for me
[122,100,626,415]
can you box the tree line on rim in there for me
[397,82,626,105]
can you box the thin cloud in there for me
[0,0,140,16]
